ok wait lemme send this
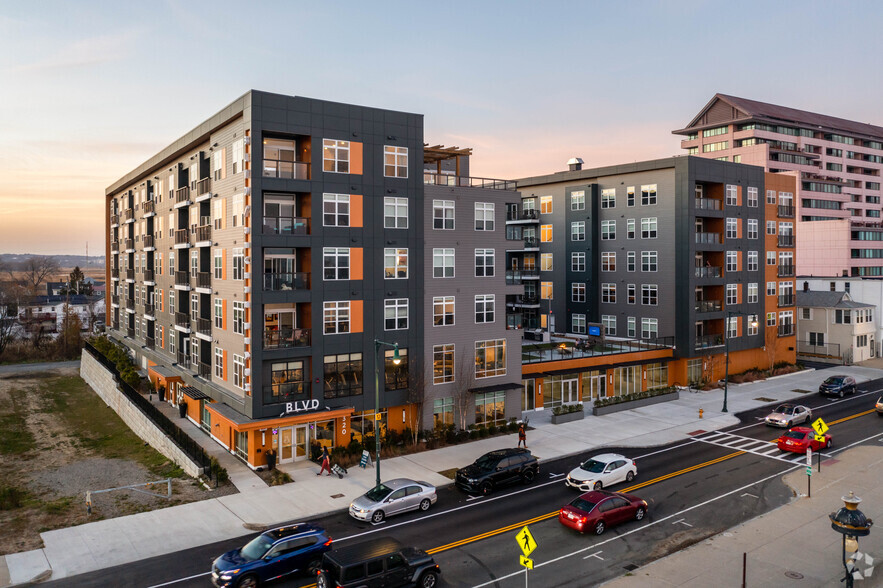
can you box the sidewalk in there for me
[3,365,883,586]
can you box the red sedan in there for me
[777,426,832,454]
[558,490,647,535]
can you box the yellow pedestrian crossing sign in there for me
[516,525,537,557]
[815,434,827,443]
[812,418,829,436]
[520,555,534,569]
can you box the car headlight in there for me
[220,570,237,580]
[467,478,477,483]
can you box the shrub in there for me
[552,403,584,416]
[269,470,293,486]
[593,387,677,409]
[478,426,489,439]
[488,424,498,435]
[208,457,229,484]
[469,429,479,440]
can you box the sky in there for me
[2,0,883,255]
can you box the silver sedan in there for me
[349,478,437,523]
[764,404,812,428]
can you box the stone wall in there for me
[80,350,203,477]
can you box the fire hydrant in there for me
[699,408,704,419]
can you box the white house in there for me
[800,277,883,357]
[796,289,876,364]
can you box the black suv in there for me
[315,537,440,588]
[455,448,539,495]
[819,374,857,398]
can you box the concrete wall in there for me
[79,350,203,478]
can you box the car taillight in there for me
[324,538,333,546]
[580,516,588,524]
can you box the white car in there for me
[565,453,637,492]
[764,404,812,428]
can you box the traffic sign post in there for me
[516,526,537,588]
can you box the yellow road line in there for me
[829,409,876,425]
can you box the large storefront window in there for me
[235,430,248,460]
[522,379,535,411]
[687,358,703,385]
[269,360,307,403]
[646,362,669,389]
[581,370,606,400]
[611,365,641,397]
[349,409,387,444]
[433,397,454,428]
[475,391,505,426]
[314,419,335,450]
[385,348,408,390]
[542,375,580,409]
[324,353,363,398]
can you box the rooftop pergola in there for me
[424,144,473,176]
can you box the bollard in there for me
[699,408,704,419]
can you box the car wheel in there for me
[479,481,493,496]
[237,575,259,588]
[593,481,603,490]
[594,520,606,535]
[852,386,857,395]
[635,507,645,521]
[419,498,432,512]
[317,572,330,588]
[840,389,845,398]
[371,510,385,523]
[307,560,322,576]
[419,570,440,588]
[805,414,811,424]
[626,471,635,483]
[827,438,833,449]
[787,419,794,428]
[521,469,536,484]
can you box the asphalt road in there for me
[49,378,883,588]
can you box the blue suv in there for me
[212,523,332,587]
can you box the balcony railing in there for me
[263,159,310,180]
[506,313,523,330]
[522,236,539,248]
[142,200,155,215]
[175,271,190,287]
[506,209,539,221]
[694,265,722,278]
[263,328,311,349]
[196,272,211,289]
[111,240,119,252]
[777,205,795,218]
[423,172,516,190]
[125,238,134,250]
[197,317,212,336]
[695,232,721,244]
[125,298,134,311]
[778,294,795,307]
[144,269,154,282]
[175,312,190,328]
[111,268,119,279]
[174,229,190,245]
[695,299,722,313]
[778,324,795,337]
[143,235,154,249]
[125,268,134,280]
[262,216,310,236]
[506,269,540,284]
[111,294,119,306]
[263,272,310,291]
[777,264,795,277]
[196,225,211,243]
[263,384,309,405]
[110,214,119,226]
[196,177,212,196]
[124,209,134,222]
[126,326,135,338]
[144,303,154,316]
[145,336,155,349]
[509,295,539,306]
[175,186,190,204]
[176,351,191,368]
[778,235,795,247]
[198,361,211,378]
[112,321,119,330]
[695,334,724,349]
[695,198,721,211]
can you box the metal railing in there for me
[778,324,795,336]
[263,384,308,404]
[145,336,155,349]
[142,200,155,215]
[778,294,795,307]
[196,225,211,242]
[695,334,724,349]
[695,232,721,244]
[196,177,212,196]
[111,294,119,305]
[175,271,190,287]
[263,159,310,180]
[176,351,191,368]
[110,214,119,226]
[777,205,795,218]
[111,268,119,279]
[509,295,539,305]
[111,241,119,252]
[695,198,721,211]
[506,209,539,221]
[796,340,841,359]
[197,317,211,336]
[777,264,795,277]
[124,209,134,222]
[125,238,134,251]
[175,229,190,245]
[263,327,311,349]
[263,272,310,291]
[198,361,211,378]
[778,235,795,247]
[506,313,523,330]
[125,268,134,280]
[143,235,154,249]
[175,186,190,204]
[125,298,134,310]
[126,326,135,338]
[506,269,540,284]
[262,217,310,236]
[695,299,722,313]
[196,272,211,289]
[694,265,722,278]
[144,303,154,316]
[521,337,675,364]
[144,269,154,282]
[175,312,190,328]
[423,172,516,190]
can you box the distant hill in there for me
[0,253,105,269]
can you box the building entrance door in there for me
[279,427,294,463]
[562,378,579,405]
[294,425,308,460]
[278,425,310,464]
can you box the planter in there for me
[592,391,679,416]
[157,388,165,402]
[551,410,585,425]
[178,402,188,418]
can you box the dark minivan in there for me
[315,537,440,588]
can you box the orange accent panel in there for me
[350,194,363,227]
[221,248,226,280]
[350,300,364,333]
[350,248,363,280]
[222,299,227,330]
[350,142,363,175]
[222,350,228,381]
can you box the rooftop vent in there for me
[567,157,584,172]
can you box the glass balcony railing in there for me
[263,159,310,180]
[263,328,311,349]
[263,272,310,291]
[263,217,310,236]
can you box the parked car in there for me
[349,478,437,523]
[455,448,539,495]
[212,523,331,587]
[876,397,883,416]
[777,426,832,454]
[764,404,812,428]
[558,490,648,535]
[315,536,440,588]
[565,453,637,491]
[819,375,857,398]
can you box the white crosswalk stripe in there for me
[693,430,828,464]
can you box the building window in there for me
[433,344,455,384]
[475,249,495,277]
[475,339,506,378]
[571,221,586,241]
[212,150,224,181]
[747,219,758,239]
[433,248,454,278]
[540,196,553,214]
[704,141,728,153]
[541,224,553,242]
[169,289,175,314]
[215,347,223,378]
[475,294,495,323]
[767,281,776,296]
[214,298,222,328]
[748,314,759,336]
[726,251,738,272]
[572,282,586,302]
[433,296,455,326]
[384,348,408,389]
[323,194,350,227]
[627,284,636,304]
[572,314,586,334]
[601,188,616,208]
[384,248,408,279]
[627,186,635,207]
[601,283,616,304]
[541,281,553,299]
[726,218,737,239]
[601,220,616,240]
[323,139,350,173]
[572,252,586,272]
[232,249,244,281]
[726,184,737,205]
[433,200,454,230]
[323,247,350,280]
[270,360,306,398]
[323,301,351,334]
[601,252,616,272]
[384,298,408,330]
[233,354,244,389]
[641,318,658,340]
[475,202,495,231]
[641,184,657,206]
[767,220,776,235]
[627,251,636,272]
[433,397,454,428]
[475,391,506,426]
[747,251,758,271]
[627,317,636,337]
[232,301,244,334]
[324,353,363,398]
[726,283,738,305]
[767,312,776,327]
[642,284,658,305]
[571,190,585,211]
[641,251,657,272]
[213,250,222,279]
[602,315,616,335]
[384,197,408,229]
[747,187,758,207]
[627,219,636,239]
[384,146,408,178]
[540,253,553,271]
[748,283,758,303]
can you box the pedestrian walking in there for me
[317,446,332,476]
[518,423,527,449]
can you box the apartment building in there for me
[106,91,522,468]
[675,93,883,277]
[511,157,796,401]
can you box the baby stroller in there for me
[331,464,348,479]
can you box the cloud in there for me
[10,29,144,74]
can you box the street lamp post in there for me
[373,338,400,488]
[830,491,873,587]
[722,310,758,413]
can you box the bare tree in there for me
[0,282,18,357]
[405,362,428,446]
[453,349,476,431]
[765,325,780,372]
[22,256,60,294]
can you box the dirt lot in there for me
[0,365,235,555]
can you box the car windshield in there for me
[240,535,274,561]
[824,377,844,385]
[580,459,607,473]
[475,454,500,470]
[569,497,598,512]
[365,484,392,502]
[783,431,806,440]
[774,406,791,414]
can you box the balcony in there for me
[111,294,119,306]
[175,186,191,206]
[176,351,191,368]
[175,312,190,329]
[144,303,154,317]
[125,238,134,251]
[111,240,119,253]
[778,294,795,307]
[506,209,540,222]
[125,268,134,281]
[197,317,212,337]
[142,200,155,216]
[694,265,722,278]
[196,272,211,290]
[508,294,540,307]
[174,229,190,247]
[111,268,119,279]
[145,336,155,349]
[112,321,119,330]
[506,313,523,330]
[198,361,211,378]
[196,225,212,244]
[778,324,795,337]
[777,205,795,218]
[777,264,795,277]
[263,216,310,236]
[695,334,724,349]
[124,209,134,222]
[778,235,795,247]
[263,159,310,180]
[143,235,154,249]
[423,172,516,190]
[506,269,540,284]
[263,327,311,349]
[695,232,721,244]
[263,272,310,291]
[126,326,135,338]
[196,177,212,197]
[695,299,722,313]
[175,271,190,287]
[695,198,721,211]
[110,214,119,226]
[125,298,134,311]
[144,269,155,283]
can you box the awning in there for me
[181,386,211,400]
[468,382,524,394]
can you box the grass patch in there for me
[437,468,458,480]
[268,470,293,486]
[0,485,28,510]
[43,497,72,515]
[0,387,37,455]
